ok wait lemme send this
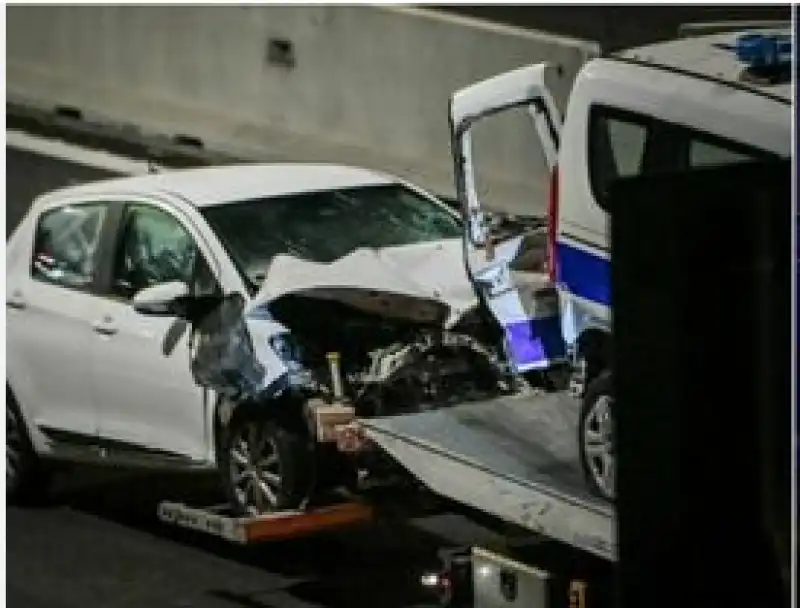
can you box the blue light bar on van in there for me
[734,33,791,70]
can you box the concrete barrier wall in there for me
[7,5,599,215]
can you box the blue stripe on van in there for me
[556,240,612,307]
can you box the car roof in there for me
[612,26,791,103]
[42,162,398,208]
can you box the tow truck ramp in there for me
[360,392,617,562]
[157,500,374,544]
[156,391,614,563]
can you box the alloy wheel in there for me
[228,422,283,515]
[582,394,615,500]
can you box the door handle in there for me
[6,290,26,310]
[94,326,118,336]
[93,315,118,336]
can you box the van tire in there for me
[578,371,615,502]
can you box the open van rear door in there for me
[449,63,565,373]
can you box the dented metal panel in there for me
[187,236,564,405]
[189,293,298,401]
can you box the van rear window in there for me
[588,112,649,206]
[588,104,781,211]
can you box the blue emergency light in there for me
[734,33,792,70]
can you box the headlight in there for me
[269,333,302,365]
[269,333,314,389]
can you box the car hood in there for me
[249,239,480,327]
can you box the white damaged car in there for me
[7,163,565,514]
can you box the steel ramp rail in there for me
[360,393,617,561]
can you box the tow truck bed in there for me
[360,392,617,561]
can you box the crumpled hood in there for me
[249,239,480,327]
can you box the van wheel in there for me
[578,371,615,501]
[7,392,52,504]
[218,407,313,516]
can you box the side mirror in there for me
[132,281,191,317]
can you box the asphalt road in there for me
[7,144,494,608]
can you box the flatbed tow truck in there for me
[157,390,614,607]
[156,21,790,608]
[158,392,613,552]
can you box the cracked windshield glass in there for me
[202,184,462,285]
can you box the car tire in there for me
[578,370,615,502]
[218,406,313,516]
[7,390,52,504]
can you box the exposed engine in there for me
[267,295,516,417]
[186,286,519,418]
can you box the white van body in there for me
[452,25,791,364]
[553,29,791,352]
[450,26,792,500]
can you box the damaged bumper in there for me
[189,240,566,412]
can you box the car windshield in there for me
[201,184,463,287]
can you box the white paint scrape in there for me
[6,129,163,175]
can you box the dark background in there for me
[610,161,791,608]
[434,5,791,51]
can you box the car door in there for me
[6,198,113,446]
[449,62,565,373]
[90,198,224,464]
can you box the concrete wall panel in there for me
[7,5,599,214]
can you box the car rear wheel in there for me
[7,391,52,503]
[218,407,313,516]
[578,371,615,501]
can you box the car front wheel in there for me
[218,407,313,516]
[578,371,615,502]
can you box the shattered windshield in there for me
[201,184,463,286]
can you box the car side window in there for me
[31,202,108,290]
[112,204,219,299]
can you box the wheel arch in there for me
[209,391,309,463]
[5,380,45,454]
[576,326,612,369]
[7,367,36,424]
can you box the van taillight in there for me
[546,166,559,283]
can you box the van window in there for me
[689,139,755,168]
[606,117,648,177]
[588,109,649,207]
[588,104,780,210]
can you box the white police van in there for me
[450,25,792,501]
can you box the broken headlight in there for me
[269,333,315,390]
